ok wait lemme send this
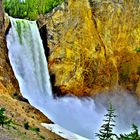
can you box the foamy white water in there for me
[6,17,140,139]
[41,123,89,140]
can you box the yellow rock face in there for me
[39,0,140,96]
[0,5,20,96]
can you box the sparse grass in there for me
[0,95,61,139]
[30,127,40,133]
[24,121,40,133]
[23,121,45,139]
[0,108,45,139]
[3,0,64,20]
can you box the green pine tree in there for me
[119,124,140,140]
[96,103,117,140]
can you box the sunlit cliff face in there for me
[47,0,99,96]
[41,0,140,96]
[0,6,20,96]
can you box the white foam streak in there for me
[41,123,89,140]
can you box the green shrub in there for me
[3,0,64,20]
[24,122,29,130]
[24,121,40,134]
[0,108,6,127]
[30,127,40,132]
[0,107,12,128]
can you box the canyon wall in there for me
[0,1,20,96]
[38,0,140,96]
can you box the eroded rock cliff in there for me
[0,0,20,96]
[38,0,140,96]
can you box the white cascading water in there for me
[6,17,140,139]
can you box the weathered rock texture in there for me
[38,0,140,96]
[0,0,20,96]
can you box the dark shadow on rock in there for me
[12,92,29,103]
[5,21,11,36]
[38,24,50,61]
[50,73,66,98]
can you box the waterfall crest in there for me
[6,17,140,139]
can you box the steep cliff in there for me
[38,0,140,96]
[0,0,20,96]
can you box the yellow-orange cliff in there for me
[38,0,140,96]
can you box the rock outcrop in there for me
[38,0,140,96]
[0,0,20,96]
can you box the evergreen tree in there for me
[96,103,117,140]
[119,124,140,140]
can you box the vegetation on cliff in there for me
[3,0,64,20]
[0,108,12,128]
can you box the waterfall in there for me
[7,17,53,98]
[6,17,140,139]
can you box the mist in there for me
[94,89,140,134]
[39,89,140,139]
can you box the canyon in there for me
[1,0,140,139]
